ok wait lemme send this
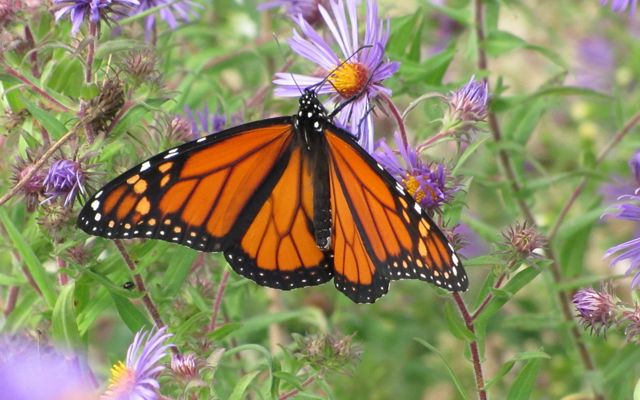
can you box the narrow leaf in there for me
[228,370,261,400]
[52,283,81,350]
[415,338,468,400]
[507,359,543,400]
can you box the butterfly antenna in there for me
[273,32,304,96]
[307,44,373,94]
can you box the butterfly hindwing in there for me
[223,143,334,290]
[324,126,468,295]
[78,118,294,251]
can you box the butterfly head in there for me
[296,89,329,135]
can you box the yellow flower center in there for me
[328,62,369,98]
[105,361,136,395]
[402,175,425,204]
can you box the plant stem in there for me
[416,128,456,153]
[452,292,486,400]
[279,374,319,400]
[0,128,78,207]
[472,0,601,394]
[4,286,19,317]
[24,26,40,78]
[549,110,640,241]
[86,22,97,83]
[379,92,408,148]
[208,269,230,332]
[113,239,170,343]
[471,273,507,321]
[2,65,72,112]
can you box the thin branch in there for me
[452,293,486,400]
[549,110,640,240]
[379,92,408,148]
[416,128,456,153]
[0,128,78,207]
[85,22,97,83]
[279,374,319,400]
[471,273,507,321]
[207,269,230,332]
[4,286,19,317]
[2,65,73,112]
[113,239,170,346]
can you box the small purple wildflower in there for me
[43,159,85,208]
[102,326,173,400]
[273,0,399,153]
[259,0,326,24]
[573,37,615,92]
[502,221,546,260]
[52,0,139,34]
[132,0,200,42]
[374,132,458,211]
[573,286,619,336]
[604,194,640,287]
[601,0,638,15]
[446,76,489,124]
[184,106,241,137]
[12,152,45,212]
[623,305,640,343]
[0,335,97,400]
[629,150,640,186]
[600,150,640,201]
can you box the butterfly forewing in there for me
[78,119,294,251]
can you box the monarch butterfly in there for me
[77,88,468,303]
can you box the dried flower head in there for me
[52,0,139,34]
[87,77,125,134]
[502,221,546,260]
[43,159,86,207]
[170,352,198,381]
[446,76,489,125]
[295,333,361,372]
[0,0,15,26]
[124,48,160,84]
[374,132,459,212]
[12,151,45,212]
[623,304,640,343]
[103,326,173,400]
[573,285,619,336]
[37,203,75,237]
[167,115,194,142]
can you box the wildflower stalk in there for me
[207,269,230,332]
[0,128,78,207]
[471,272,507,321]
[85,21,97,82]
[378,92,408,148]
[113,239,169,340]
[416,128,456,153]
[24,26,40,78]
[549,109,640,240]
[279,374,320,400]
[473,0,601,397]
[4,286,19,316]
[452,292,486,400]
[2,65,73,112]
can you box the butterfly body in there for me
[78,90,468,303]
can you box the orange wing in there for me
[325,128,468,302]
[78,119,294,251]
[223,145,334,289]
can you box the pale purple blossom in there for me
[52,0,139,34]
[601,0,638,15]
[273,0,399,153]
[604,193,640,287]
[132,0,200,42]
[43,159,86,207]
[259,0,326,24]
[447,76,489,123]
[573,286,619,336]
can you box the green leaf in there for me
[414,338,468,400]
[52,283,81,350]
[634,377,640,400]
[484,30,526,56]
[507,359,543,400]
[228,370,261,400]
[161,250,197,297]
[388,14,420,58]
[503,99,547,145]
[22,97,68,139]
[452,135,489,175]
[401,45,455,85]
[0,209,56,308]
[109,104,150,137]
[47,57,85,97]
[209,322,243,341]
[110,292,150,332]
[555,207,604,277]
[444,301,475,342]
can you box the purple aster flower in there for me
[623,305,640,343]
[184,106,242,137]
[600,150,640,201]
[0,335,97,400]
[52,0,139,34]
[258,0,327,24]
[573,37,615,92]
[170,353,198,381]
[273,0,399,153]
[102,326,173,400]
[601,0,638,15]
[446,76,489,124]
[604,193,640,287]
[12,151,45,212]
[43,159,86,207]
[573,285,619,336]
[132,0,200,42]
[374,132,458,211]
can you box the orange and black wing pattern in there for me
[325,126,468,303]
[223,143,334,290]
[78,118,295,252]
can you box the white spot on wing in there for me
[140,161,151,172]
[452,266,458,276]
[94,213,101,222]
[91,200,100,211]
[95,190,103,199]
[414,203,422,214]
[452,254,459,266]
[197,137,206,143]
[164,152,178,159]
